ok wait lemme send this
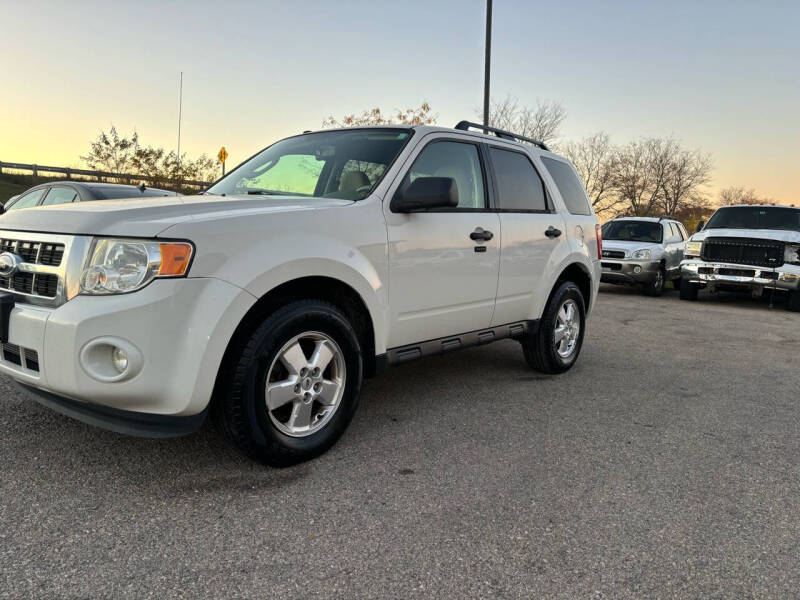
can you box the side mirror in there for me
[391,177,458,213]
[695,219,705,233]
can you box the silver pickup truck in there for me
[679,204,800,311]
[600,217,688,296]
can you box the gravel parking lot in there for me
[1,286,798,599]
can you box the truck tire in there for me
[788,291,800,312]
[212,299,363,467]
[522,281,586,374]
[679,278,699,301]
[644,266,666,297]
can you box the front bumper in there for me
[681,260,800,292]
[600,259,661,284]
[0,278,255,423]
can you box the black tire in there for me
[522,281,586,374]
[679,277,699,301]
[644,266,666,296]
[788,290,800,312]
[212,300,363,467]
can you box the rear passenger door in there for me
[488,146,567,326]
[663,222,684,276]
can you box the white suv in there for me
[0,122,601,465]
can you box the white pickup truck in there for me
[0,123,601,465]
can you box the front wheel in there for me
[679,277,700,301]
[788,290,800,312]
[644,266,666,296]
[522,281,586,374]
[212,300,363,467]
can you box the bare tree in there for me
[718,186,770,206]
[484,96,566,144]
[658,144,713,216]
[560,132,622,215]
[323,102,437,128]
[610,139,666,216]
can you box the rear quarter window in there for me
[541,157,592,216]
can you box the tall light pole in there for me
[483,0,492,127]
[177,71,183,178]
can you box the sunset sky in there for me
[2,0,798,203]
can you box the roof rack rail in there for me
[454,121,550,151]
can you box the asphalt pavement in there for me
[1,285,799,599]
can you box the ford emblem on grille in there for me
[0,252,22,277]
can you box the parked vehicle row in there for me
[0,122,601,467]
[599,207,800,312]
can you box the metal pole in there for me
[483,0,492,127]
[176,71,183,195]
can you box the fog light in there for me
[112,347,129,374]
[633,266,642,274]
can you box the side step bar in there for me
[385,320,537,366]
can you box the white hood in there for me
[691,228,800,244]
[0,194,353,238]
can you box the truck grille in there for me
[701,237,784,269]
[0,238,64,267]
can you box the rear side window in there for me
[541,157,592,216]
[41,186,78,206]
[490,148,547,211]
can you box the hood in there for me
[0,194,353,237]
[691,228,800,244]
[601,240,662,256]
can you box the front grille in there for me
[0,272,59,298]
[0,238,65,267]
[602,250,626,259]
[719,268,756,277]
[1,343,39,373]
[701,237,784,269]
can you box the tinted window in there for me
[8,188,46,210]
[601,220,663,243]
[41,186,78,206]
[705,206,800,232]
[406,141,485,209]
[541,157,591,215]
[490,148,546,211]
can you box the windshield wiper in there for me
[246,189,282,195]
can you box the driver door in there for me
[384,137,501,348]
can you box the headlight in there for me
[685,241,703,257]
[80,238,193,295]
[785,243,800,266]
[631,248,651,260]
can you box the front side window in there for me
[405,141,486,209]
[41,186,78,206]
[8,188,46,210]
[601,220,664,243]
[542,157,592,215]
[705,206,800,232]
[207,129,412,201]
[490,148,547,211]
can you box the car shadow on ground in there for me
[599,282,790,312]
[0,340,540,492]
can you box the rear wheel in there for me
[679,277,699,301]
[522,281,586,374]
[213,300,363,467]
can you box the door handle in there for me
[470,227,494,242]
[545,226,562,239]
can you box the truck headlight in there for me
[784,243,800,266]
[685,241,703,258]
[631,248,651,260]
[80,238,194,295]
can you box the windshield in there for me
[207,129,413,200]
[705,206,800,232]
[601,220,663,243]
